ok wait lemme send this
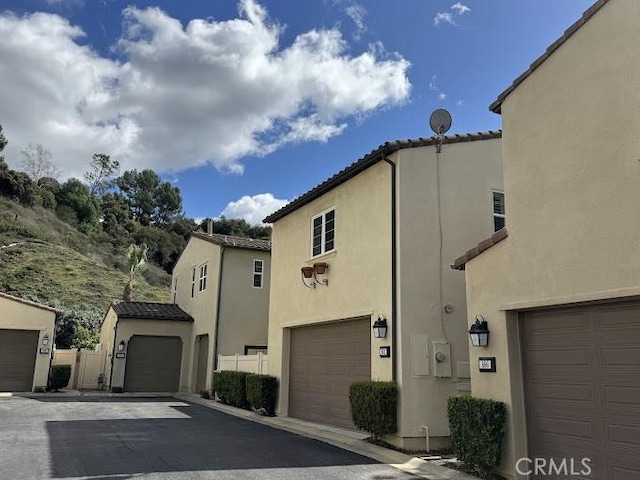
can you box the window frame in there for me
[198,263,208,292]
[190,267,196,298]
[252,259,264,289]
[310,207,336,259]
[492,189,505,232]
[173,276,178,302]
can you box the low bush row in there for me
[212,371,278,416]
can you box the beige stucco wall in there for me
[102,310,193,392]
[171,237,271,392]
[462,2,640,478]
[396,138,503,446]
[216,248,271,356]
[0,295,56,391]
[268,160,394,416]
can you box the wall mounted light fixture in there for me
[117,340,127,352]
[42,334,50,346]
[372,316,388,339]
[469,316,489,347]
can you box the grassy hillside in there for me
[0,197,170,313]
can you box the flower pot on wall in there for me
[314,262,328,275]
[301,266,314,278]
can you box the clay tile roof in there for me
[490,0,610,113]
[0,291,61,314]
[451,228,508,271]
[111,301,193,322]
[191,232,271,251]
[264,131,502,223]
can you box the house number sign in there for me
[478,357,496,373]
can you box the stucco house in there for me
[0,291,59,392]
[264,131,502,449]
[452,1,640,478]
[171,231,271,392]
[100,232,271,393]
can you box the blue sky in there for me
[0,0,593,223]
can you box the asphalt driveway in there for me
[0,396,416,480]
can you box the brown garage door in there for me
[124,336,182,392]
[289,318,370,429]
[0,329,39,392]
[521,301,640,479]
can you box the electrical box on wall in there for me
[433,341,451,378]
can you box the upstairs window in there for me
[191,267,196,298]
[311,208,335,257]
[199,263,208,292]
[173,277,178,302]
[493,190,505,231]
[253,259,264,288]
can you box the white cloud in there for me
[345,4,366,40]
[451,2,471,15]
[433,12,455,27]
[220,193,289,225]
[0,0,411,179]
[429,75,447,102]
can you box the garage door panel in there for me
[0,329,39,392]
[289,318,371,429]
[124,336,182,392]
[522,301,640,478]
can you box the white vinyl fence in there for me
[52,348,108,390]
[217,353,269,375]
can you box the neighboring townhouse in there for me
[171,231,271,393]
[0,291,59,392]
[452,1,640,478]
[264,131,502,449]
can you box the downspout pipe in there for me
[382,155,397,382]
[212,246,226,370]
[108,315,119,391]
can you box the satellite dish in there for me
[429,109,452,135]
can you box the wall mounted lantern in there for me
[42,334,50,346]
[469,316,489,347]
[372,316,388,339]
[117,340,127,352]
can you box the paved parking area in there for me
[0,396,417,480]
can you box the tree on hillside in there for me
[0,124,7,165]
[84,153,120,197]
[116,169,182,225]
[20,143,60,182]
[123,243,148,302]
[55,179,100,233]
[198,217,271,239]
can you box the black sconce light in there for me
[469,316,489,347]
[372,316,388,339]
[117,340,126,352]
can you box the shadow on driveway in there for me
[44,398,386,478]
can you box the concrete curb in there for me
[175,393,480,480]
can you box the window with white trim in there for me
[311,208,335,257]
[173,277,178,302]
[199,263,208,292]
[253,259,264,288]
[493,190,505,232]
[191,267,196,298]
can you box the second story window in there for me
[173,277,178,302]
[253,259,264,288]
[311,208,335,257]
[199,263,208,292]
[493,190,505,231]
[191,267,196,298]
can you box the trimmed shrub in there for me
[212,371,249,409]
[246,374,278,416]
[199,390,211,400]
[447,395,507,478]
[349,381,397,439]
[50,365,72,391]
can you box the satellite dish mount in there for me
[429,109,452,153]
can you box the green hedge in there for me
[349,381,397,439]
[447,395,507,477]
[50,365,72,391]
[212,371,249,409]
[246,374,278,416]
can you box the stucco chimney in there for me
[207,219,214,235]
